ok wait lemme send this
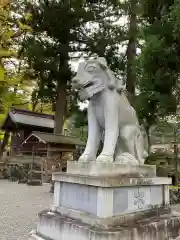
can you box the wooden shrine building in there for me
[0,108,84,173]
[21,131,84,157]
[20,131,84,171]
[1,108,54,156]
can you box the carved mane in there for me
[97,57,126,95]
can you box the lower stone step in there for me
[29,210,180,240]
[29,230,45,240]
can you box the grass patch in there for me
[169,186,180,190]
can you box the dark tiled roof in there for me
[10,108,54,119]
[1,108,54,130]
[22,131,85,146]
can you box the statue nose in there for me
[72,78,80,90]
[72,78,78,84]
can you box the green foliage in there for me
[0,1,37,142]
[136,0,180,130]
[22,0,121,96]
[18,0,126,132]
[71,105,88,129]
[2,0,180,139]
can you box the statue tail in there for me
[133,126,148,164]
[140,125,149,159]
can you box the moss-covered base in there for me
[29,210,180,240]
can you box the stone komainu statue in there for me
[72,57,148,164]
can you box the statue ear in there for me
[116,79,125,93]
[106,69,116,90]
[98,57,116,90]
[98,57,108,69]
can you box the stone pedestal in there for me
[29,162,180,240]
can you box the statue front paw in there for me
[96,154,114,162]
[78,154,95,162]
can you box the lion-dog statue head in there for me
[72,57,124,101]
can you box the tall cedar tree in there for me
[21,0,124,134]
[136,0,180,141]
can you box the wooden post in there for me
[41,158,44,184]
[0,131,10,156]
[47,143,51,158]
[30,144,35,181]
[45,158,48,182]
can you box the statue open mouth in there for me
[83,82,94,89]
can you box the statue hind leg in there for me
[115,125,140,164]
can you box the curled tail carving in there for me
[133,126,149,164]
[140,125,149,159]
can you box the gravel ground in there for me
[0,180,52,240]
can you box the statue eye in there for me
[87,66,95,72]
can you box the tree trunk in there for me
[53,27,70,134]
[0,131,10,156]
[126,0,137,106]
[146,127,151,155]
[32,100,38,112]
[54,81,67,134]
[173,143,179,186]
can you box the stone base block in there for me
[67,161,156,177]
[52,172,171,219]
[30,163,173,240]
[29,210,180,240]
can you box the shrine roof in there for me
[21,131,85,146]
[1,108,54,131]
